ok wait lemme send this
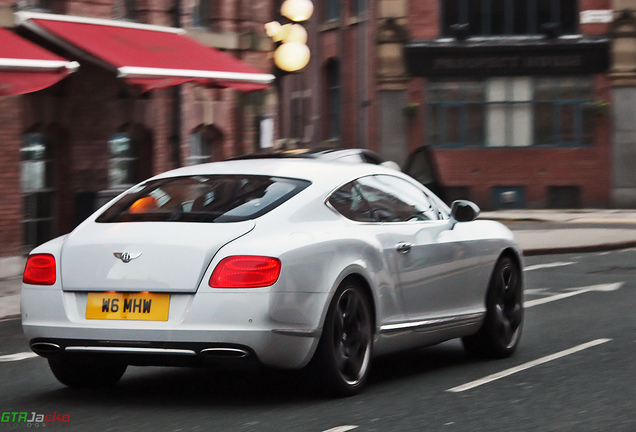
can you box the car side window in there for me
[356,175,439,222]
[328,181,375,222]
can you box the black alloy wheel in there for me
[312,282,373,396]
[463,256,523,358]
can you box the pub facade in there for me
[402,0,613,209]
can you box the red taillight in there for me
[23,254,56,285]
[210,256,281,288]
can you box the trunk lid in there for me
[60,221,255,292]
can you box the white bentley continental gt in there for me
[21,159,524,396]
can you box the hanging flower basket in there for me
[402,102,420,119]
[582,100,610,117]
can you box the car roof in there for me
[150,158,402,190]
[229,147,384,162]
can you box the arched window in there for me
[21,132,54,251]
[108,124,151,189]
[187,124,224,165]
[108,131,139,189]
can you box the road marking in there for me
[447,339,612,393]
[525,288,559,296]
[525,282,623,308]
[0,352,38,362]
[321,426,358,432]
[524,262,575,272]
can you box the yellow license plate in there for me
[86,292,170,321]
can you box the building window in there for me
[486,78,533,147]
[427,76,594,148]
[108,131,139,189]
[350,0,366,17]
[186,125,223,165]
[21,132,54,252]
[441,0,578,37]
[326,60,341,140]
[192,0,214,29]
[290,91,306,142]
[20,0,56,12]
[113,0,138,21]
[188,129,212,165]
[326,0,341,22]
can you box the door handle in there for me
[396,242,412,254]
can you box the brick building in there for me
[0,0,277,270]
[404,0,613,210]
[1,0,634,271]
[276,0,619,210]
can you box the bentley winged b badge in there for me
[113,252,142,263]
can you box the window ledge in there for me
[320,20,341,32]
[346,16,366,26]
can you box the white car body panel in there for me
[21,159,523,371]
[61,220,255,292]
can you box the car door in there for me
[355,175,483,322]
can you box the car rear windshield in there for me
[96,175,310,223]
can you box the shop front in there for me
[0,11,273,265]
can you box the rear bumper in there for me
[21,285,328,369]
[29,338,262,368]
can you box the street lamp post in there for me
[265,0,313,145]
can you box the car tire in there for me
[462,256,523,358]
[310,281,373,397]
[48,357,127,388]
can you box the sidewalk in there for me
[0,277,20,321]
[2,209,636,319]
[481,208,636,224]
[481,209,636,256]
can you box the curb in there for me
[0,314,20,323]
[483,217,553,223]
[523,240,636,256]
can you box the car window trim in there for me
[326,174,446,223]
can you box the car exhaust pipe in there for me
[31,342,61,355]
[200,347,249,359]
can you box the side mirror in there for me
[450,200,480,223]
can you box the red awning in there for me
[0,27,78,96]
[17,12,274,92]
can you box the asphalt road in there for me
[1,249,635,432]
